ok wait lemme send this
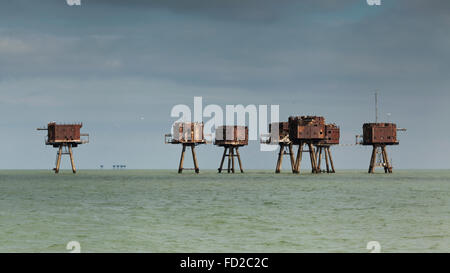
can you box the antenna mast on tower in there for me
[375,91,378,123]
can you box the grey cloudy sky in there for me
[0,0,449,170]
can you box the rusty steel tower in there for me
[288,116,327,174]
[314,123,340,173]
[261,122,295,173]
[360,123,399,173]
[37,122,89,173]
[215,126,248,173]
[357,92,406,173]
[165,122,207,173]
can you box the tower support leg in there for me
[178,144,186,173]
[191,145,199,174]
[315,147,320,166]
[227,146,232,173]
[326,147,334,173]
[382,146,388,173]
[68,144,76,174]
[368,145,393,174]
[218,147,227,173]
[178,144,201,173]
[275,143,285,173]
[293,143,303,174]
[322,146,329,173]
[308,143,318,173]
[231,147,235,173]
[382,146,392,173]
[368,145,377,174]
[55,145,63,174]
[219,146,244,174]
[317,146,323,173]
[288,144,295,172]
[236,147,244,173]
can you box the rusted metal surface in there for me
[290,116,325,125]
[47,123,81,143]
[318,124,340,145]
[288,116,325,143]
[362,123,398,145]
[172,122,205,144]
[215,126,249,146]
[37,122,88,174]
[314,124,339,173]
[286,116,339,174]
[269,122,290,143]
[37,122,89,147]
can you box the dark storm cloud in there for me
[89,0,450,20]
[2,0,296,23]
[2,0,449,90]
[0,0,364,23]
[90,0,318,22]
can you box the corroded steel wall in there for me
[172,122,205,143]
[47,123,82,143]
[319,124,340,145]
[288,116,326,142]
[215,125,249,146]
[269,122,289,141]
[363,123,398,145]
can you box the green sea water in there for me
[0,170,449,253]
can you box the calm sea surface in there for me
[0,170,449,253]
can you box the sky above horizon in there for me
[0,0,449,170]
